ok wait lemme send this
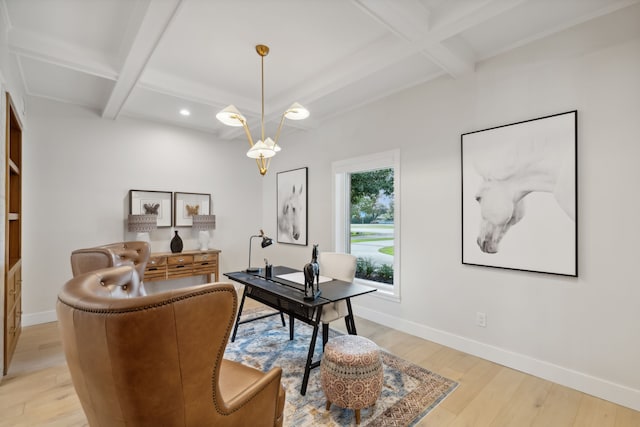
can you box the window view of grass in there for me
[349,168,394,285]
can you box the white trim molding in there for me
[22,310,57,327]
[332,149,401,300]
[353,303,640,412]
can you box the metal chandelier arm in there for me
[273,113,288,148]
[239,118,254,147]
[239,115,268,173]
[257,156,268,176]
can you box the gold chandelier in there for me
[216,44,309,176]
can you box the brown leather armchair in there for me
[70,241,150,293]
[57,265,286,426]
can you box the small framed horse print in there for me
[461,110,578,277]
[277,167,308,246]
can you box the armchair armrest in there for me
[218,360,285,426]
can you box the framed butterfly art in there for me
[174,192,211,227]
[129,190,173,227]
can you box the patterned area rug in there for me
[224,308,458,426]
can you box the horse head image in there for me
[475,180,526,254]
[278,184,304,241]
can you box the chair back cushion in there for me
[319,252,357,282]
[70,241,150,280]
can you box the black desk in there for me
[224,266,376,395]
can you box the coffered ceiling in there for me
[1,0,638,140]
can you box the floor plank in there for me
[447,366,526,427]
[573,394,617,427]
[1,304,638,426]
[488,375,553,427]
[531,383,582,427]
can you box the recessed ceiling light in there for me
[179,109,191,116]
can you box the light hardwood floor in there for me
[1,302,638,427]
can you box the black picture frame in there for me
[461,110,578,277]
[277,167,308,246]
[129,190,172,228]
[173,192,211,227]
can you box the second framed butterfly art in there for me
[174,192,211,227]
[128,190,211,227]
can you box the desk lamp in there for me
[247,229,273,273]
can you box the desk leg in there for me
[289,315,294,341]
[345,298,357,335]
[231,286,248,343]
[301,308,322,396]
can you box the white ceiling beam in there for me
[428,0,529,42]
[140,68,259,115]
[354,0,474,77]
[7,27,118,80]
[101,0,183,120]
[352,0,431,41]
[274,34,416,109]
[417,39,474,76]
[0,0,11,31]
[479,0,640,61]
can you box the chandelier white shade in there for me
[216,44,309,176]
[247,138,277,159]
[215,105,246,127]
[284,102,310,120]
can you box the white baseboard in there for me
[353,304,640,412]
[22,310,57,327]
[24,303,639,410]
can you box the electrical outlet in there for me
[476,312,487,327]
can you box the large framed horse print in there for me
[461,111,577,277]
[277,167,308,246]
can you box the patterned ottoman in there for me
[320,335,383,425]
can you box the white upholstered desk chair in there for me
[319,252,357,347]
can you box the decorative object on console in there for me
[192,214,216,251]
[127,214,157,243]
[247,229,273,273]
[461,110,577,277]
[303,244,321,301]
[170,230,183,253]
[216,44,309,176]
[174,192,211,227]
[277,167,308,246]
[129,190,172,227]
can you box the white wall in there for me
[22,99,264,324]
[261,8,640,410]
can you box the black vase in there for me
[170,230,183,253]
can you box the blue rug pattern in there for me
[224,309,458,426]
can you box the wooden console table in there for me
[144,249,220,283]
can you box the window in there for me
[332,150,400,300]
